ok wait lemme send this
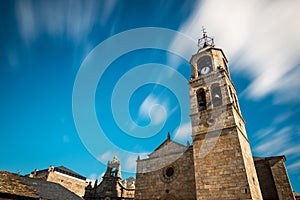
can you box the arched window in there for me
[211,83,222,107]
[197,88,206,111]
[110,167,116,177]
[197,56,213,76]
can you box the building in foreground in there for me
[0,170,82,200]
[27,165,88,197]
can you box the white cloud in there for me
[15,1,117,44]
[98,151,114,163]
[174,122,192,141]
[287,161,300,172]
[99,172,105,181]
[123,155,137,172]
[86,172,104,185]
[138,94,158,117]
[171,0,300,104]
[138,94,168,125]
[252,128,275,142]
[272,112,293,125]
[281,146,300,158]
[253,126,298,157]
[15,0,36,44]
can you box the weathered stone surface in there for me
[135,143,196,200]
[133,41,295,200]
[28,165,88,197]
[0,170,83,200]
[254,156,295,200]
[190,46,263,200]
[84,156,135,200]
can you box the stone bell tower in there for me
[189,29,263,199]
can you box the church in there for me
[133,32,295,200]
[82,32,296,200]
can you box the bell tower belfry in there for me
[189,29,263,199]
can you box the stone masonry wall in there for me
[135,147,195,200]
[254,158,279,199]
[237,128,263,200]
[268,158,295,200]
[47,171,88,197]
[193,127,261,200]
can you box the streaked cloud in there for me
[123,155,137,172]
[171,0,300,104]
[98,151,114,163]
[15,0,117,44]
[253,126,291,155]
[174,122,192,142]
[287,161,300,172]
[138,94,168,125]
[253,125,300,173]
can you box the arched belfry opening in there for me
[211,83,222,107]
[197,88,206,111]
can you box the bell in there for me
[214,94,221,99]
[199,100,205,106]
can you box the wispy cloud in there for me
[271,111,293,125]
[137,94,168,125]
[98,151,114,163]
[253,126,300,162]
[15,0,117,44]
[123,155,137,172]
[171,0,300,104]
[253,126,292,155]
[86,172,104,184]
[174,122,192,142]
[287,161,300,172]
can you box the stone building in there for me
[134,31,295,200]
[28,165,88,197]
[0,170,83,200]
[84,155,135,200]
[254,156,295,200]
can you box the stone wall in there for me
[193,127,262,199]
[254,156,295,200]
[135,147,195,200]
[47,171,88,197]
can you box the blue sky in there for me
[1,0,300,193]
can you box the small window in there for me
[110,168,116,177]
[197,88,206,111]
[211,83,222,107]
[166,167,174,177]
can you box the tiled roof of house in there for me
[31,165,86,181]
[0,170,38,199]
[0,170,83,200]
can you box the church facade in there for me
[134,32,295,200]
